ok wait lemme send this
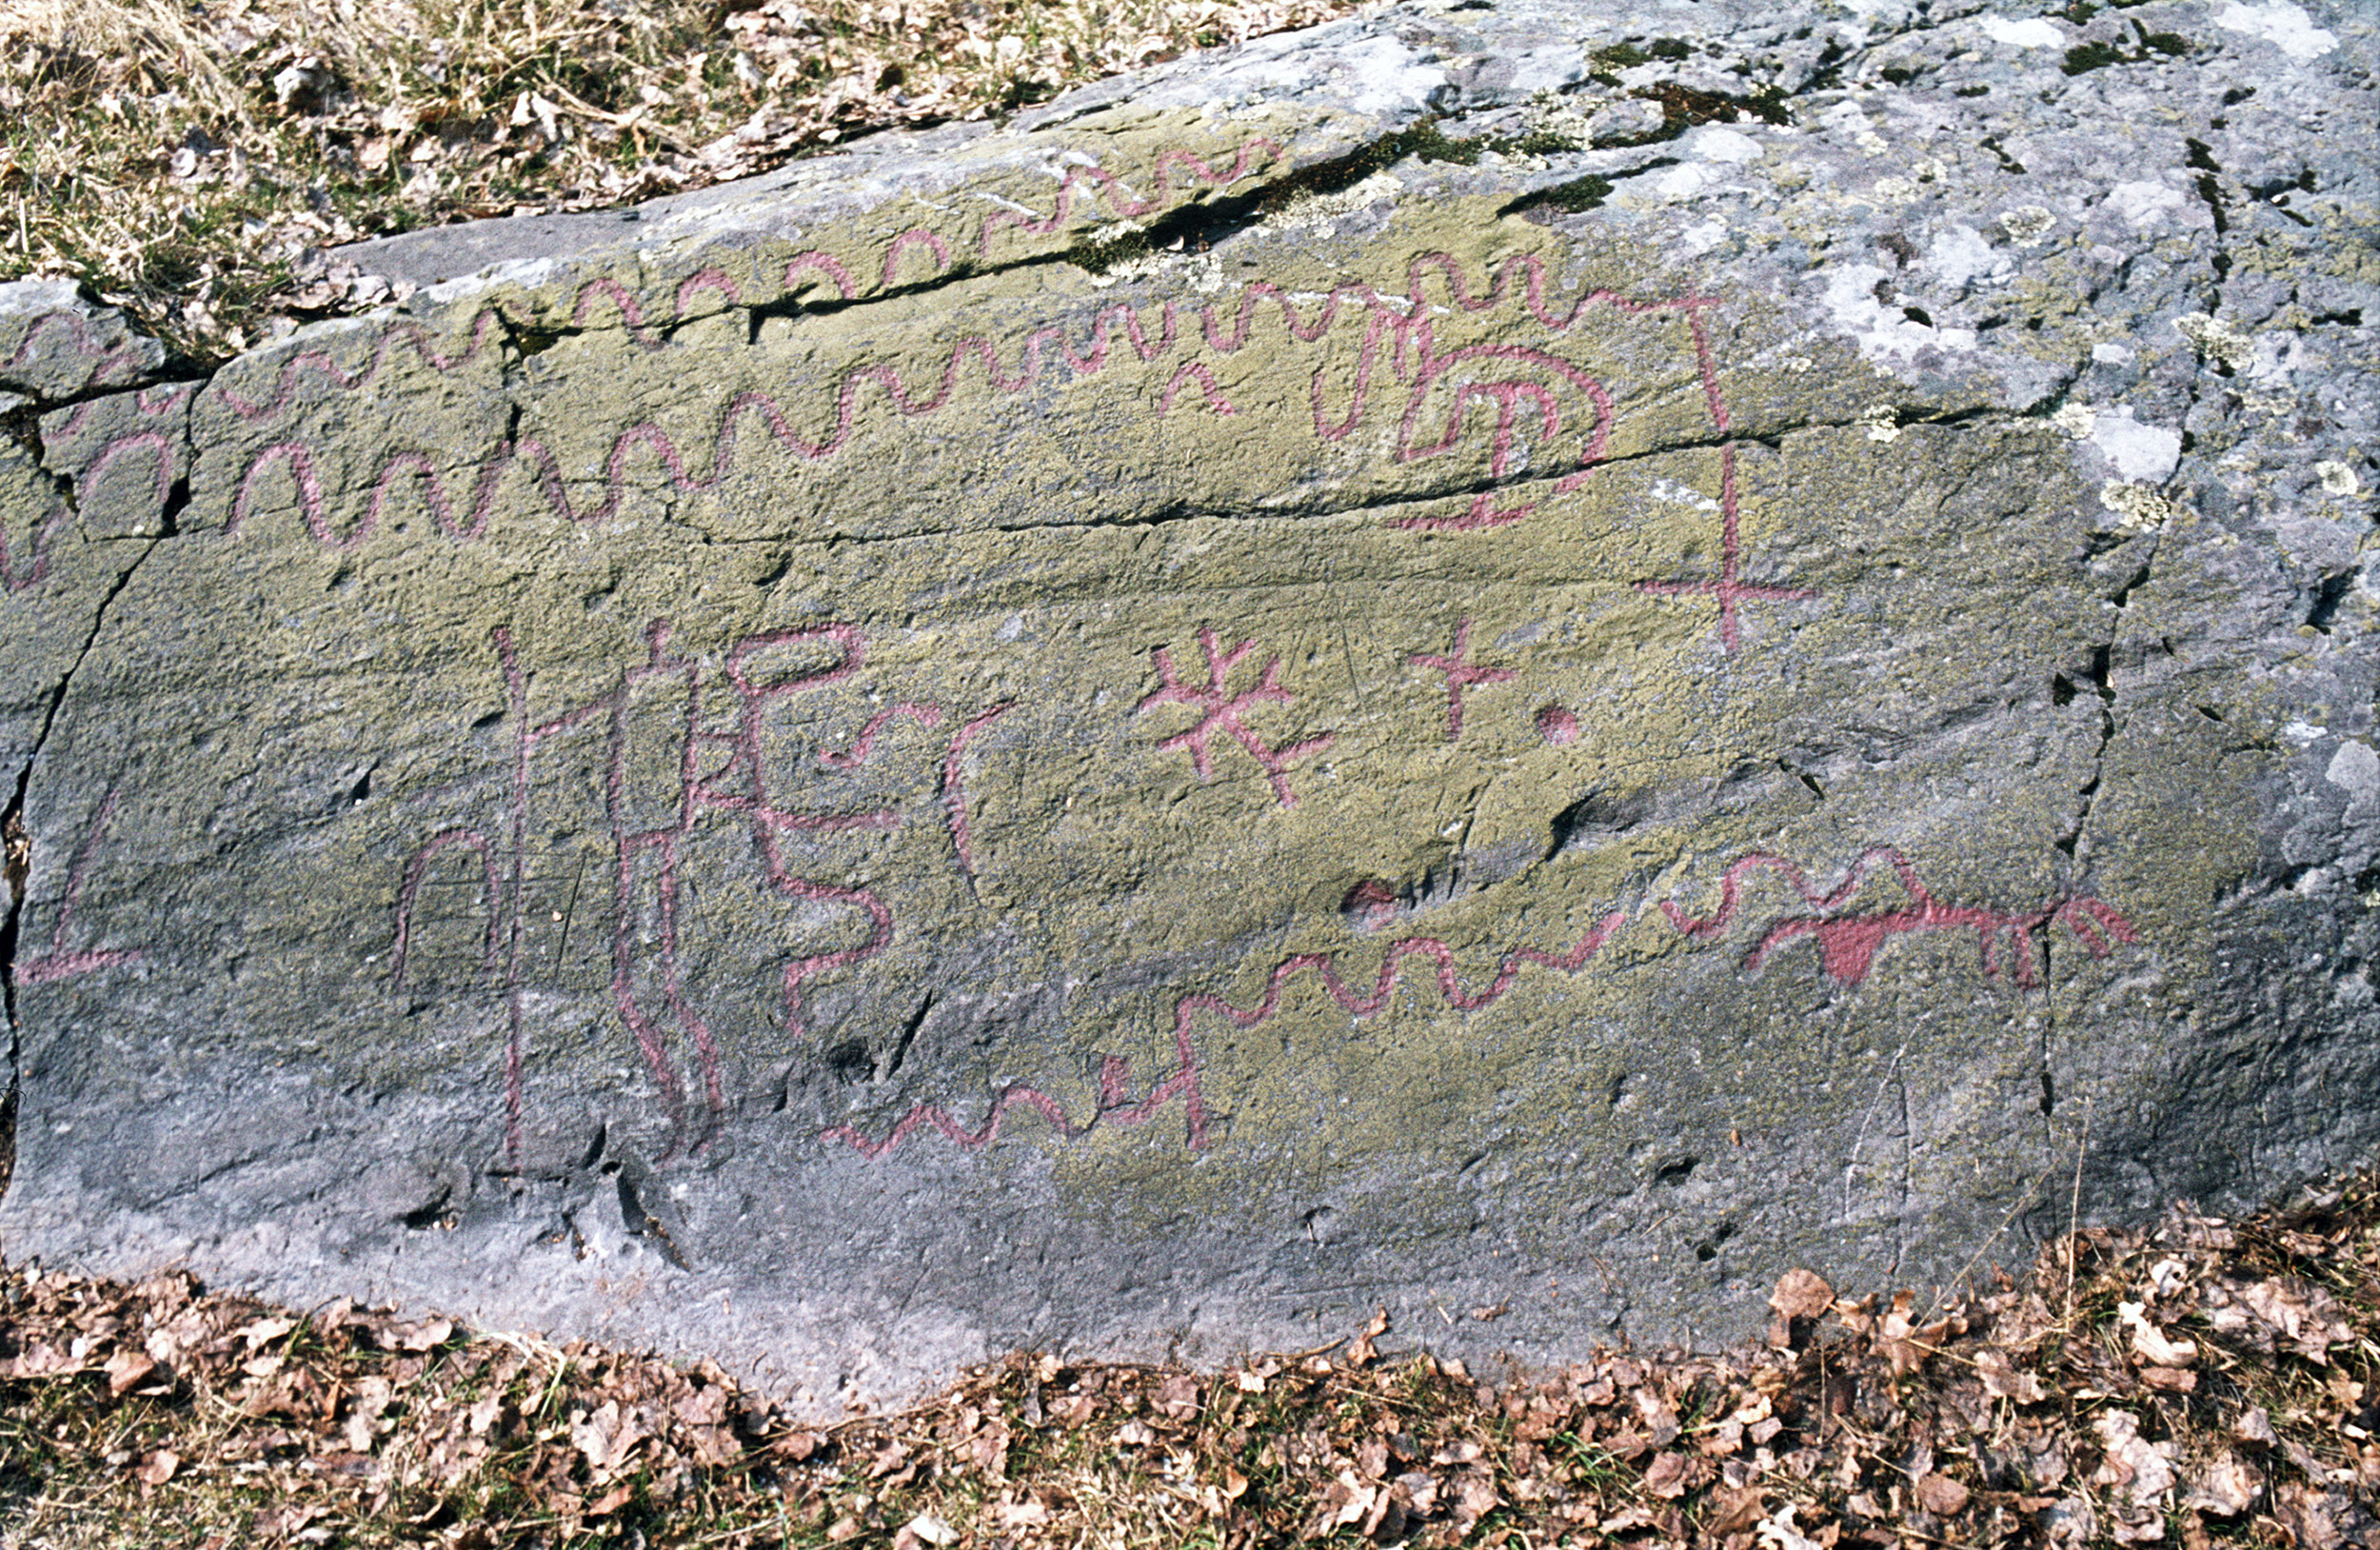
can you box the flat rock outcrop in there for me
[3,0,2375,1412]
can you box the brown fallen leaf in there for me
[1643,1450,1693,1499]
[2118,1301,2198,1366]
[235,1317,297,1349]
[134,1450,180,1486]
[1343,1306,1388,1365]
[1913,1471,1970,1515]
[1706,1482,1766,1535]
[103,1348,157,1397]
[2092,1410,2175,1515]
[2273,1482,2352,1550]
[1975,1347,2048,1403]
[385,1318,454,1353]
[995,1494,1051,1530]
[1770,1268,1835,1321]
[1154,1372,1200,1421]
[2184,1451,2261,1518]
[585,1483,634,1517]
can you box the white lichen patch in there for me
[1998,205,2055,247]
[1096,244,1227,293]
[1978,15,2065,48]
[2051,403,2096,438]
[2214,0,2339,61]
[2175,312,2257,370]
[2101,480,2175,531]
[2316,460,2361,496]
[2090,409,2183,483]
[2328,739,2380,798]
[1862,403,1902,443]
[2108,180,2188,230]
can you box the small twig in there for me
[2064,1097,2094,1329]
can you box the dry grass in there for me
[2,1173,2376,1548]
[0,0,1362,360]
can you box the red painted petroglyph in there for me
[883,229,952,288]
[1408,619,1516,740]
[78,427,179,513]
[825,903,1635,1159]
[677,267,744,315]
[213,313,503,421]
[1629,287,1818,653]
[1157,360,1236,416]
[13,790,147,987]
[571,277,666,347]
[1138,627,1335,807]
[829,837,2146,1161]
[1342,879,1404,931]
[783,251,860,303]
[217,250,1764,563]
[200,136,1280,430]
[973,138,1280,257]
[44,382,189,449]
[3,308,147,394]
[942,703,1012,876]
[1658,845,2140,987]
[820,703,942,769]
[819,1027,1203,1159]
[0,504,66,593]
[1536,704,1580,745]
[391,620,1007,1159]
[5,388,189,584]
[1633,443,1817,654]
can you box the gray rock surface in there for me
[2,0,2376,1414]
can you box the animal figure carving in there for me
[1659,845,2139,986]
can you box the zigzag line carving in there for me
[830,841,2148,1160]
[823,907,1633,1159]
[221,250,1690,546]
[202,135,1285,424]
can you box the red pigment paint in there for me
[1408,618,1516,740]
[392,620,1006,1161]
[11,789,146,987]
[1659,845,2140,987]
[1137,626,1335,807]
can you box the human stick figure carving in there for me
[391,621,1009,1160]
[1627,295,1818,653]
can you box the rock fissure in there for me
[662,413,2030,553]
[1,525,164,1018]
